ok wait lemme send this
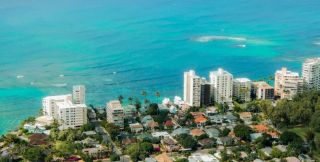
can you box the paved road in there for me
[94,122,122,155]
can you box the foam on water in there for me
[192,35,247,43]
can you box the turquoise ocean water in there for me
[0,0,320,134]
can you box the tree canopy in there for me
[175,134,198,150]
[265,90,320,128]
[234,124,252,141]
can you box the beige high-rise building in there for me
[56,101,88,130]
[73,85,86,104]
[106,100,124,129]
[184,70,201,107]
[233,78,251,102]
[302,58,320,90]
[274,67,301,99]
[209,68,233,104]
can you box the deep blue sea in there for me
[0,0,320,134]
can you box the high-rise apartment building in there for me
[233,78,251,102]
[209,68,233,103]
[302,58,320,90]
[184,70,201,107]
[73,85,86,104]
[274,67,301,99]
[106,100,124,129]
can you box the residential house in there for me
[239,112,252,124]
[286,157,301,162]
[205,107,218,117]
[190,128,205,137]
[155,152,173,162]
[161,137,180,152]
[259,147,272,158]
[122,137,137,146]
[129,123,143,133]
[171,127,190,137]
[28,133,48,146]
[82,146,109,159]
[152,131,171,138]
[204,128,220,138]
[217,137,233,146]
[141,115,154,127]
[298,154,315,162]
[251,124,268,133]
[188,153,219,162]
[147,121,159,131]
[145,157,157,162]
[194,116,208,127]
[198,138,215,148]
[250,133,262,141]
[164,120,174,129]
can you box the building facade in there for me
[73,85,86,104]
[274,67,301,99]
[252,81,274,100]
[42,94,72,119]
[184,70,201,107]
[209,68,233,103]
[42,94,87,130]
[200,80,212,107]
[56,101,88,130]
[106,100,124,129]
[233,78,251,102]
[302,58,320,90]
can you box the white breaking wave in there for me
[51,83,68,87]
[59,74,64,77]
[313,41,320,46]
[193,35,247,43]
[16,75,24,79]
[236,44,246,48]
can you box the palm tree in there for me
[128,97,133,105]
[141,90,147,104]
[118,95,124,103]
[305,129,315,153]
[268,75,274,82]
[155,91,161,103]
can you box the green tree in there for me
[176,134,198,150]
[146,103,159,115]
[103,123,120,140]
[279,131,303,145]
[271,147,283,158]
[310,111,320,132]
[124,142,154,161]
[175,158,188,162]
[128,96,133,105]
[118,95,124,103]
[110,153,120,161]
[141,91,147,103]
[134,98,142,112]
[254,133,273,149]
[220,128,231,137]
[155,91,161,103]
[305,129,316,153]
[234,124,252,141]
[23,146,45,162]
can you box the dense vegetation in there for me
[265,91,320,129]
